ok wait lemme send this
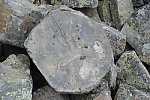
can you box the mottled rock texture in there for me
[0,54,32,100]
[121,4,150,65]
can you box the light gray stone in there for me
[121,4,150,65]
[25,6,114,93]
[0,54,32,100]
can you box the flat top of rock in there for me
[25,6,113,93]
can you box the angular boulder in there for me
[115,84,150,100]
[33,86,70,100]
[0,54,32,100]
[132,0,144,7]
[61,0,98,8]
[0,0,48,47]
[25,6,114,93]
[121,4,150,65]
[116,51,150,92]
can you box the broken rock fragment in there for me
[25,6,114,93]
[116,51,150,92]
[121,4,150,65]
[0,54,32,100]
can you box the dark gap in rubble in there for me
[111,85,119,100]
[142,62,150,74]
[29,57,48,92]
[0,44,27,62]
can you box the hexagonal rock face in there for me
[116,51,150,92]
[121,4,150,65]
[62,0,98,8]
[24,6,114,93]
[0,54,32,100]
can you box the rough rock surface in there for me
[0,0,48,47]
[121,4,150,65]
[116,51,150,92]
[70,79,112,100]
[0,54,32,100]
[115,84,150,100]
[25,6,114,93]
[97,0,134,29]
[62,0,98,8]
[33,86,70,100]
[100,23,126,56]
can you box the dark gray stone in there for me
[0,54,32,100]
[33,86,70,100]
[116,51,150,92]
[62,0,98,8]
[25,6,114,93]
[0,0,48,47]
[115,84,150,100]
[121,4,150,65]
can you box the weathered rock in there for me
[116,51,150,92]
[115,84,150,100]
[70,79,112,100]
[33,86,70,100]
[121,4,150,65]
[25,6,114,93]
[0,54,32,100]
[62,0,98,8]
[100,23,126,56]
[0,0,48,47]
[97,0,134,29]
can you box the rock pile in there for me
[0,0,149,100]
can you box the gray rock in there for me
[0,0,48,47]
[24,6,114,93]
[33,86,70,100]
[62,0,98,8]
[121,4,150,65]
[70,79,112,100]
[97,0,134,29]
[116,51,150,92]
[0,54,32,100]
[115,84,150,100]
[100,23,126,56]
